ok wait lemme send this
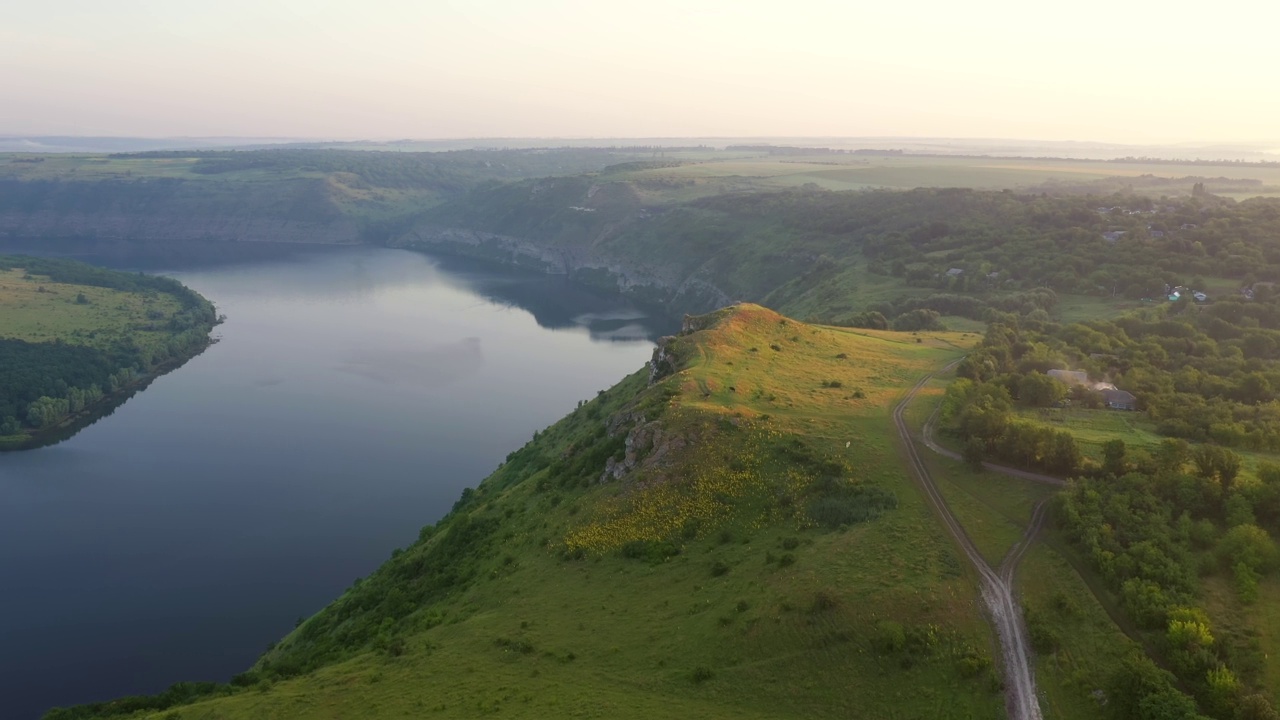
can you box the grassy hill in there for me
[48,305,1017,720]
[0,255,216,449]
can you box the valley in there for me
[6,146,1280,720]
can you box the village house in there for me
[1101,389,1138,411]
[1046,369,1135,409]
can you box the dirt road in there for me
[894,371,1044,720]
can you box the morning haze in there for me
[8,3,1280,720]
[3,0,1277,144]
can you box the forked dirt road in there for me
[893,370,1045,720]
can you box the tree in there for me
[1236,694,1280,720]
[1103,439,1128,478]
[1193,444,1242,496]
[1018,373,1068,407]
[963,437,986,471]
[1217,524,1279,573]
[1154,439,1191,476]
[1166,607,1214,649]
[1047,432,1082,475]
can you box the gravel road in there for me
[894,371,1044,720]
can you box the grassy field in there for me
[84,306,1032,720]
[10,151,1280,201]
[609,155,1280,200]
[0,267,185,353]
[1018,544,1140,719]
[1014,406,1280,485]
[900,374,1051,565]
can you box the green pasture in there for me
[0,267,184,353]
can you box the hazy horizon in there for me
[4,0,1279,145]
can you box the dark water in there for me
[0,247,669,719]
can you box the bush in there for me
[807,485,898,528]
[955,649,992,678]
[873,621,906,654]
[690,666,714,684]
[621,539,681,564]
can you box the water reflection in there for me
[0,246,667,719]
[0,239,677,341]
[339,336,484,389]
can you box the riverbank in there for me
[0,336,217,452]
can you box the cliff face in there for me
[0,178,363,245]
[391,225,734,316]
[0,174,740,316]
[0,210,363,244]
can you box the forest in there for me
[411,174,1280,328]
[939,297,1280,718]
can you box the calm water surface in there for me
[0,247,668,719]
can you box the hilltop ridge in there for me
[50,305,1003,720]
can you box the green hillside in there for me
[0,255,216,449]
[403,177,1280,327]
[48,306,1020,720]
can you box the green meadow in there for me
[0,267,186,353]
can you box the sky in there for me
[2,0,1278,144]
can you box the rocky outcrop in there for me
[599,417,687,483]
[648,337,679,385]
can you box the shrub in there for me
[873,621,906,654]
[806,485,898,528]
[956,649,992,678]
[620,539,681,563]
[690,666,714,684]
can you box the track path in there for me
[893,370,1044,720]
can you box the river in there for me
[0,246,670,719]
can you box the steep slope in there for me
[401,177,1280,323]
[0,149,647,254]
[49,305,1002,720]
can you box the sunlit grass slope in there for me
[64,305,1016,720]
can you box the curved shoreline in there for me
[0,337,217,452]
